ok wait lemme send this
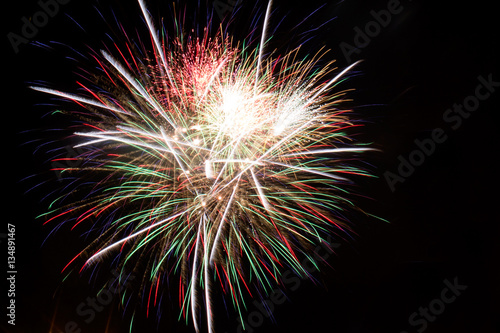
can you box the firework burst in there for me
[32,0,374,331]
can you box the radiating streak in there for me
[160,126,198,192]
[190,220,202,333]
[117,125,212,152]
[209,159,264,165]
[30,86,131,115]
[308,60,361,102]
[209,183,239,264]
[160,126,189,171]
[255,0,273,93]
[197,59,227,105]
[205,161,214,179]
[250,167,271,212]
[283,147,374,156]
[264,160,348,181]
[101,50,177,129]
[86,210,188,263]
[73,138,109,148]
[202,216,214,333]
[74,131,176,155]
[138,0,175,87]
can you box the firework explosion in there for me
[32,0,374,331]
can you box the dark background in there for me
[3,0,499,332]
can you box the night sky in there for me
[3,0,499,332]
